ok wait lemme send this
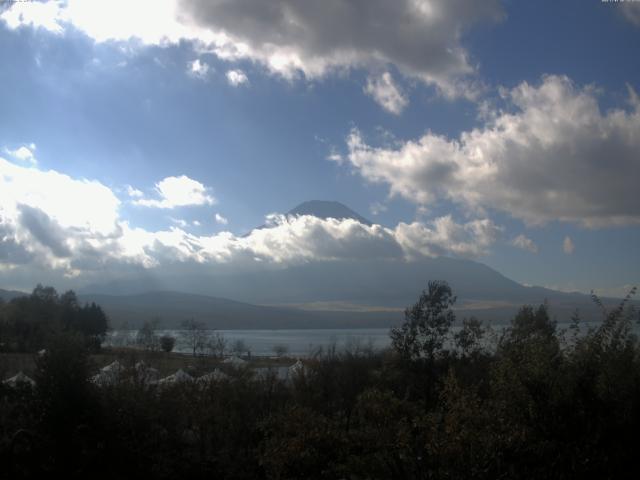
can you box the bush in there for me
[159,335,176,353]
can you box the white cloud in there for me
[395,216,502,258]
[621,3,640,26]
[193,220,201,227]
[563,236,574,255]
[0,156,120,236]
[226,69,248,86]
[3,0,190,44]
[511,234,538,254]
[214,213,228,225]
[364,72,408,114]
[0,0,502,98]
[369,202,388,216]
[326,152,343,163]
[170,218,188,228]
[343,75,640,227]
[0,155,122,275]
[0,1,65,34]
[126,185,144,198]
[0,155,500,284]
[134,175,216,209]
[5,145,37,165]
[188,58,211,80]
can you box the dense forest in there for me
[1,282,639,479]
[0,285,108,353]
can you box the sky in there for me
[0,0,639,297]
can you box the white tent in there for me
[289,359,306,376]
[91,360,126,386]
[197,369,228,385]
[158,369,193,386]
[3,371,36,388]
[135,361,160,383]
[223,355,247,366]
[102,360,125,374]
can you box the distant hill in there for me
[78,291,398,330]
[81,283,630,330]
[80,255,613,323]
[0,288,27,302]
[2,282,626,330]
[33,201,636,328]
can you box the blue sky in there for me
[0,0,639,297]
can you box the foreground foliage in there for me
[1,282,639,479]
[0,285,108,353]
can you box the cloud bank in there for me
[341,75,640,227]
[0,155,499,287]
[0,0,503,99]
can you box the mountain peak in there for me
[287,200,372,225]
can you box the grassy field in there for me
[0,347,296,380]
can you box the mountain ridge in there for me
[3,201,628,328]
[287,200,372,225]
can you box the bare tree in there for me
[231,338,250,358]
[181,318,209,356]
[137,317,161,351]
[207,331,227,358]
[272,344,289,358]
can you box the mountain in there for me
[79,256,617,327]
[246,200,372,235]
[76,201,627,326]
[286,200,372,225]
[78,291,397,330]
[0,288,27,302]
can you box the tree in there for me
[390,280,456,361]
[454,317,485,358]
[231,338,250,358]
[207,331,227,358]
[0,285,108,353]
[76,302,109,351]
[33,333,96,435]
[181,318,208,356]
[136,318,160,351]
[508,303,556,342]
[272,344,289,358]
[31,284,59,304]
[160,335,176,353]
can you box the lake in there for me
[105,320,616,357]
[106,328,393,357]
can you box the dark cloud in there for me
[180,0,503,94]
[18,204,72,258]
[0,221,33,265]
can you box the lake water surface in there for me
[106,321,618,357]
[107,328,392,357]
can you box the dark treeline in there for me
[0,285,108,352]
[1,281,640,479]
